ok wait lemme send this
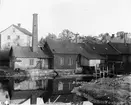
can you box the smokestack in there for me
[32,13,38,52]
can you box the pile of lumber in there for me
[72,75,131,105]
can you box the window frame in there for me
[60,57,64,66]
[29,59,34,65]
[58,82,63,91]
[68,57,73,66]
[17,35,20,39]
[7,35,10,40]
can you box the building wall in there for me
[0,25,32,49]
[12,57,48,70]
[122,55,131,73]
[53,54,77,69]
[80,56,89,66]
[89,59,101,67]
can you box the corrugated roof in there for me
[11,46,51,58]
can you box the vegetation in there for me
[39,30,131,47]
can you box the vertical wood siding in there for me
[53,54,77,69]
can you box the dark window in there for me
[17,35,20,39]
[29,59,34,65]
[13,28,15,32]
[7,42,10,47]
[7,35,10,40]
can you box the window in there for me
[29,59,34,65]
[17,43,20,46]
[58,82,63,91]
[13,28,15,32]
[60,57,64,66]
[7,35,10,40]
[68,57,73,65]
[7,42,10,47]
[17,35,20,39]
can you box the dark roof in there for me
[109,43,131,54]
[0,24,32,36]
[78,43,105,59]
[46,39,104,59]
[13,25,32,36]
[0,50,10,60]
[87,43,119,55]
[46,39,78,54]
[110,37,131,43]
[11,46,51,58]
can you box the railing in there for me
[94,66,109,79]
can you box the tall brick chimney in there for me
[32,13,38,52]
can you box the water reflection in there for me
[13,69,57,91]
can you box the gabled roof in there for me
[46,39,105,59]
[46,39,78,54]
[78,43,105,59]
[0,24,32,36]
[10,46,51,58]
[87,43,119,55]
[13,25,32,36]
[109,43,131,54]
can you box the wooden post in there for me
[48,98,51,104]
[30,95,37,105]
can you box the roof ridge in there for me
[0,24,13,34]
[13,24,32,36]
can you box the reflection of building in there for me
[0,24,32,49]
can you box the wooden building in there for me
[9,46,50,70]
[109,43,131,74]
[43,39,104,74]
[86,42,131,74]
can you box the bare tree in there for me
[45,33,57,40]
[58,29,74,42]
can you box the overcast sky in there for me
[0,0,131,39]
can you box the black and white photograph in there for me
[0,0,131,105]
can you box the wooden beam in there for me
[30,95,37,105]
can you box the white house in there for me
[0,24,32,49]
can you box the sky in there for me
[0,0,131,39]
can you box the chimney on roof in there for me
[75,33,79,43]
[32,13,38,52]
[18,23,21,27]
